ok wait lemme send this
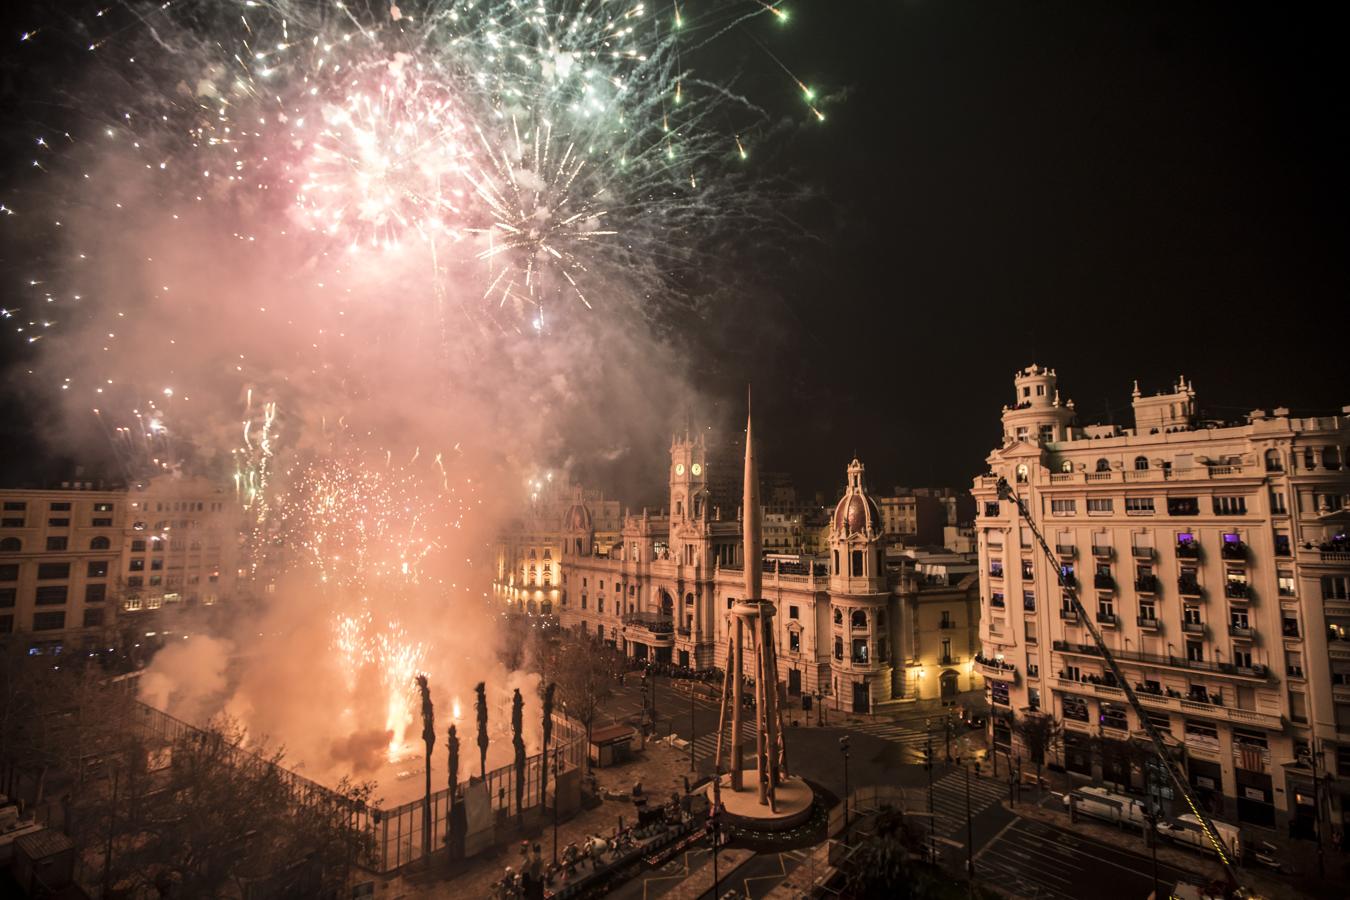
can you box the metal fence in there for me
[367,714,587,872]
[128,700,588,874]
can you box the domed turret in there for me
[560,489,594,557]
[562,501,592,533]
[832,459,882,538]
[828,458,886,595]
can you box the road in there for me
[601,677,1208,899]
[975,817,1205,900]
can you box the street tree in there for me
[540,682,555,804]
[549,635,622,773]
[1013,712,1063,796]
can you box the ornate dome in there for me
[832,458,881,536]
[562,499,592,532]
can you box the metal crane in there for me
[996,476,1242,890]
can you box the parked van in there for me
[1068,786,1151,829]
[1156,814,1241,860]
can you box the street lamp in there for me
[689,682,696,772]
[839,735,852,837]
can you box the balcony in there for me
[1061,574,1078,588]
[1131,546,1154,560]
[1093,574,1115,591]
[1221,541,1248,561]
[676,626,691,638]
[1137,615,1160,630]
[1056,544,1076,558]
[1092,545,1113,559]
[974,654,1018,682]
[1224,581,1252,600]
[1182,621,1206,636]
[1096,611,1119,627]
[1229,624,1254,640]
[1135,575,1159,594]
[1178,577,1203,598]
[1129,690,1284,731]
[1175,542,1200,559]
[622,612,675,643]
[1023,598,1037,612]
[1051,639,1271,681]
[938,620,956,629]
[1059,607,1080,622]
[989,567,1004,580]
[990,596,1006,609]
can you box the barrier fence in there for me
[129,700,589,874]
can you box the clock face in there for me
[691,463,702,476]
[675,463,686,476]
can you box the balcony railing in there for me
[1096,611,1119,626]
[990,596,1006,609]
[1228,624,1254,639]
[1023,599,1037,612]
[1092,545,1113,559]
[1178,577,1202,597]
[1051,639,1270,681]
[1182,621,1206,636]
[1135,575,1159,594]
[1056,544,1076,557]
[1093,574,1115,590]
[622,612,674,634]
[1061,574,1078,588]
[1059,607,1079,622]
[938,620,956,629]
[1220,542,1248,561]
[974,654,1018,680]
[1131,546,1154,559]
[676,626,691,637]
[1224,581,1251,600]
[1137,615,1160,629]
[1176,542,1200,559]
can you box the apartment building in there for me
[972,364,1350,838]
[0,482,125,653]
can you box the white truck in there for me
[1156,814,1242,860]
[1067,786,1152,830]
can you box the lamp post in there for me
[964,756,975,880]
[839,735,852,838]
[552,747,561,867]
[690,684,696,772]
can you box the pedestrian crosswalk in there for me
[846,720,945,760]
[688,720,762,768]
[921,769,1008,839]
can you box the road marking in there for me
[980,847,1074,885]
[973,817,1021,863]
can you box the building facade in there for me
[973,364,1350,837]
[0,475,242,656]
[496,431,984,713]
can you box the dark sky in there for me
[690,0,1349,495]
[1,1,1347,497]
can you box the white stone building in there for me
[972,364,1350,837]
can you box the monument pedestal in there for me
[708,770,815,832]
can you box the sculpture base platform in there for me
[707,771,815,832]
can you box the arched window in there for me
[0,537,20,552]
[1015,463,1029,484]
[1060,460,1073,473]
[90,536,111,550]
[1134,456,1149,471]
[1095,458,1111,473]
[833,608,843,625]
[1264,449,1282,472]
[851,609,868,629]
[850,550,863,577]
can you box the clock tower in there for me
[669,429,709,525]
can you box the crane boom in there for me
[995,477,1241,888]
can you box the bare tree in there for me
[474,681,489,780]
[549,635,623,774]
[1013,712,1063,797]
[511,688,526,816]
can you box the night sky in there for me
[1,1,1346,498]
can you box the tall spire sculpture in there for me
[713,395,790,810]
